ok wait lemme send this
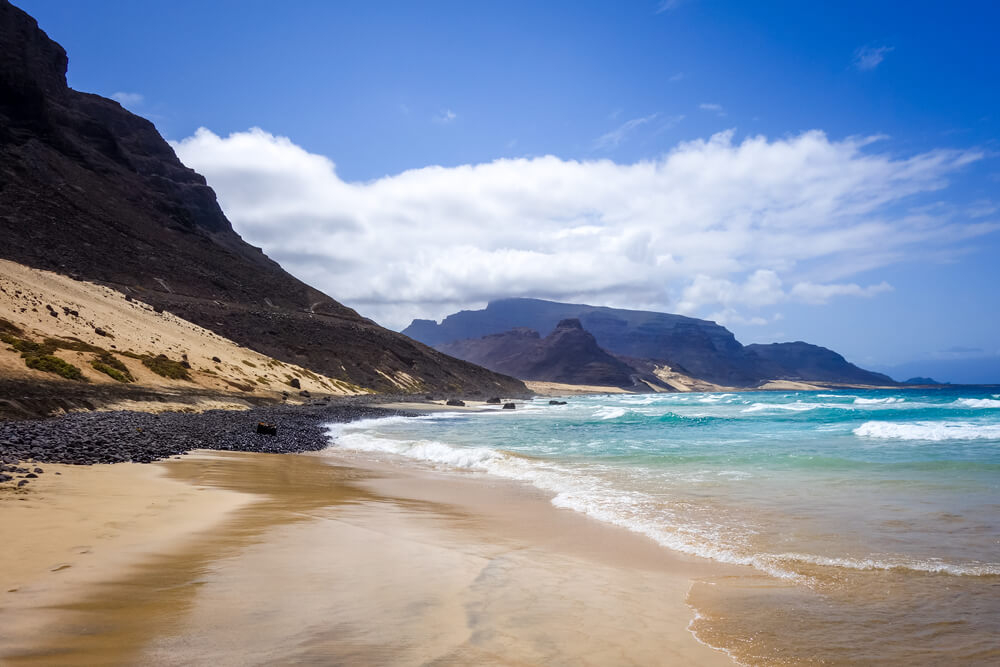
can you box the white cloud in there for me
[699,102,725,117]
[172,127,987,329]
[434,109,457,123]
[853,45,894,71]
[594,113,660,150]
[790,281,893,304]
[111,91,143,107]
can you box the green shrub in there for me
[25,354,86,381]
[142,354,191,380]
[90,351,134,383]
[45,337,103,353]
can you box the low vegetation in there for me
[1,332,87,381]
[141,354,192,380]
[90,351,135,383]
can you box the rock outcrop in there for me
[407,298,895,388]
[438,318,654,389]
[0,0,527,397]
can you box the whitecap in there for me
[854,420,1000,441]
[954,398,1000,409]
[854,397,904,405]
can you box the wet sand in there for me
[0,449,736,665]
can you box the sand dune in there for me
[0,259,365,402]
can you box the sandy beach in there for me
[0,448,735,665]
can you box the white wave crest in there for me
[741,401,852,413]
[854,420,1000,441]
[954,398,1000,408]
[854,397,904,405]
[593,406,627,420]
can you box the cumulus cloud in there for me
[853,45,894,70]
[172,127,987,329]
[111,91,143,107]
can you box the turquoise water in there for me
[325,388,1000,664]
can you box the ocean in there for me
[324,388,1000,665]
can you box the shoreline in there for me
[0,447,737,665]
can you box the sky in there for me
[17,0,1000,381]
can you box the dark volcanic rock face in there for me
[438,319,646,388]
[0,1,526,397]
[745,342,895,385]
[407,298,896,387]
[407,298,762,386]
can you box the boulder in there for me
[486,397,501,404]
[446,399,465,407]
[256,422,277,436]
[548,400,567,405]
[502,402,516,410]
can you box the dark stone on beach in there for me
[289,378,301,389]
[33,467,43,473]
[446,399,465,407]
[298,390,310,398]
[212,356,221,363]
[486,397,501,404]
[24,473,37,478]
[503,402,516,410]
[256,421,277,436]
[0,403,411,465]
[94,327,108,337]
[17,480,28,487]
[549,400,567,405]
[0,474,11,482]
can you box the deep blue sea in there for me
[325,388,1000,664]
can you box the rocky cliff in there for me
[0,0,527,396]
[438,319,652,388]
[406,298,895,388]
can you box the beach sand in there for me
[0,449,735,665]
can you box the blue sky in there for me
[18,0,1000,381]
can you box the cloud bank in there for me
[172,128,987,329]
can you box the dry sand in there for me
[524,380,634,396]
[0,258,362,397]
[0,450,735,666]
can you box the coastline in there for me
[0,447,736,665]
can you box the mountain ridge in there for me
[405,298,895,388]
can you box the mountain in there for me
[405,298,895,388]
[406,298,760,385]
[437,319,648,388]
[0,0,526,397]
[744,342,895,386]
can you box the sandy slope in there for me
[0,259,364,400]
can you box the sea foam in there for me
[854,420,1000,441]
[954,398,1000,409]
